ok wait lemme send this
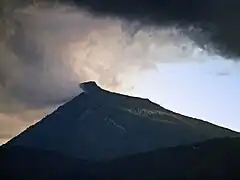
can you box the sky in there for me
[1,0,240,144]
[123,59,240,132]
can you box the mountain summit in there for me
[4,81,239,161]
[79,81,102,93]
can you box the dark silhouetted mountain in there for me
[1,137,240,180]
[85,137,240,180]
[0,145,88,180]
[3,81,239,161]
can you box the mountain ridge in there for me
[3,81,240,161]
[2,137,240,180]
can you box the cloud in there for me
[0,1,209,113]
[74,0,240,59]
[1,0,240,143]
[0,113,33,142]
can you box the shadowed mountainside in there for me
[86,137,240,180]
[3,81,239,161]
[0,145,88,180]
[1,137,240,180]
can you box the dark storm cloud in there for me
[74,0,240,59]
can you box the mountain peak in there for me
[79,81,102,93]
[4,80,239,161]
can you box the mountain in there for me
[1,137,240,180]
[1,146,88,180]
[3,81,239,161]
[85,137,240,180]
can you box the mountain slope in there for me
[86,137,240,180]
[0,146,88,180]
[1,137,240,180]
[3,81,239,161]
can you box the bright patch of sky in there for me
[123,57,240,132]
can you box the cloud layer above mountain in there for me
[0,0,240,143]
[0,1,210,112]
